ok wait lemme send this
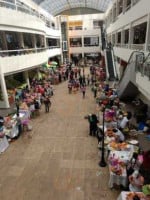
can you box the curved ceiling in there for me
[32,0,113,16]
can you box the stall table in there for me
[108,148,134,189]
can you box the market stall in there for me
[108,144,134,188]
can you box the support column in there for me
[122,0,126,13]
[17,32,24,48]
[121,29,125,47]
[31,34,37,53]
[116,0,119,18]
[112,6,115,22]
[24,71,30,90]
[1,31,8,50]
[129,23,134,49]
[115,32,118,46]
[145,14,150,51]
[0,65,9,108]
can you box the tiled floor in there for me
[0,72,120,200]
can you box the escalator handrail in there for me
[118,51,145,83]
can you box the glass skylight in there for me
[32,0,113,16]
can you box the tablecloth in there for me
[109,165,128,188]
[108,147,134,188]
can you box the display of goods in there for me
[110,165,122,175]
[142,185,150,196]
[109,141,128,150]
[126,192,146,200]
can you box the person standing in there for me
[16,113,22,138]
[88,114,99,136]
[44,96,51,113]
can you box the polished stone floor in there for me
[0,73,120,200]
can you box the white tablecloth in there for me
[108,148,134,188]
[0,136,9,153]
[109,166,128,188]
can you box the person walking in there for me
[81,85,86,99]
[43,96,51,113]
[93,84,97,98]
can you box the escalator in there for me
[100,27,117,81]
[105,49,116,81]
[117,51,144,100]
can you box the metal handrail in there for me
[119,51,145,83]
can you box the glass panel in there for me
[70,38,82,47]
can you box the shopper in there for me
[88,114,99,136]
[44,96,51,113]
[128,170,144,192]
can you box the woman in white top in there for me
[129,170,144,192]
[119,111,132,131]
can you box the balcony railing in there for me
[47,46,60,49]
[115,43,145,51]
[0,47,47,57]
[130,44,145,51]
[0,46,61,57]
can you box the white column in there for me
[1,31,8,50]
[31,34,37,48]
[122,0,126,13]
[129,23,134,49]
[115,32,118,45]
[116,0,119,17]
[0,64,9,108]
[121,29,125,46]
[145,14,150,51]
[24,71,30,90]
[17,32,24,48]
[112,6,115,22]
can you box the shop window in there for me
[84,36,99,47]
[133,22,147,44]
[93,20,103,29]
[117,32,121,43]
[125,29,129,44]
[70,38,82,47]
[23,33,33,48]
[5,31,19,50]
